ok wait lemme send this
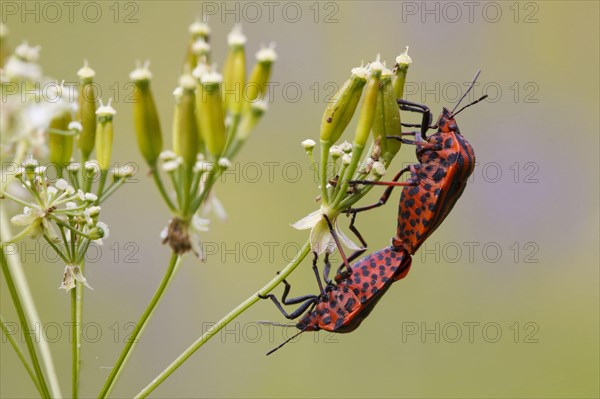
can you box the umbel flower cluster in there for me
[293,50,412,254]
[130,21,276,257]
[1,25,134,290]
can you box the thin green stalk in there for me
[71,288,79,399]
[319,141,331,204]
[0,139,27,192]
[97,177,128,204]
[1,172,62,399]
[134,241,311,398]
[0,222,40,248]
[1,314,42,396]
[331,144,366,209]
[97,253,182,399]
[0,250,51,398]
[189,169,219,214]
[150,166,176,213]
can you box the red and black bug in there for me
[259,215,412,355]
[260,72,486,354]
[348,71,487,254]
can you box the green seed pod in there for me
[130,63,163,166]
[95,100,116,171]
[238,99,267,140]
[244,44,276,105]
[354,62,382,147]
[320,66,367,145]
[186,20,211,69]
[49,111,74,170]
[197,71,226,157]
[223,25,247,115]
[173,74,200,167]
[0,23,8,67]
[76,61,97,161]
[393,46,411,99]
[373,70,402,158]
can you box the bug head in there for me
[437,107,460,134]
[437,70,488,134]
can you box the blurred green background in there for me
[1,1,598,398]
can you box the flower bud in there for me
[393,46,411,99]
[372,70,401,158]
[48,111,74,170]
[372,161,386,177]
[173,74,200,167]
[301,139,316,151]
[76,60,97,161]
[320,65,367,145]
[95,99,116,171]
[354,60,382,148]
[196,71,227,156]
[222,25,247,115]
[130,62,163,166]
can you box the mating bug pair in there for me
[260,71,487,355]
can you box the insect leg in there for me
[347,165,418,216]
[397,99,434,139]
[311,252,325,295]
[323,253,332,285]
[259,280,319,320]
[323,215,352,274]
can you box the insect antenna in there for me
[265,327,308,356]
[257,320,295,328]
[451,70,482,114]
[452,94,488,117]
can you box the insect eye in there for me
[449,124,458,131]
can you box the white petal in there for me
[309,218,335,255]
[334,219,362,251]
[291,209,322,230]
[189,231,206,261]
[192,214,210,232]
[11,212,36,226]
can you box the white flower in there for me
[93,221,109,245]
[372,161,386,177]
[301,139,316,150]
[218,158,232,170]
[201,191,227,221]
[256,43,277,62]
[59,264,93,291]
[84,192,98,202]
[342,154,352,166]
[227,25,247,46]
[339,141,353,153]
[55,179,69,191]
[189,214,211,260]
[396,46,412,65]
[329,146,343,159]
[162,158,182,173]
[159,150,177,161]
[291,208,361,255]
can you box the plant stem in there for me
[150,165,176,213]
[0,206,62,398]
[71,287,80,399]
[97,253,182,398]
[134,241,311,398]
[0,250,51,398]
[319,140,331,204]
[0,314,43,396]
